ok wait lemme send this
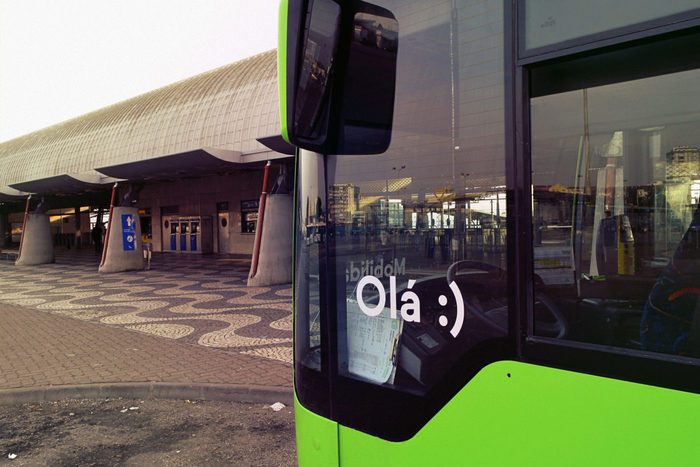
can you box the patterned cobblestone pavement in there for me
[0,303,293,393]
[0,250,293,365]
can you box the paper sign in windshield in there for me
[345,299,402,384]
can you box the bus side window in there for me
[531,67,700,357]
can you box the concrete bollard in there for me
[15,213,55,265]
[247,194,293,286]
[99,206,144,273]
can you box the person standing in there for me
[91,223,103,254]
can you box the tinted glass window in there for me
[294,0,340,140]
[523,0,700,50]
[329,0,508,396]
[295,0,511,439]
[531,68,700,357]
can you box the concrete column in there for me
[247,194,293,286]
[99,206,144,273]
[15,213,55,265]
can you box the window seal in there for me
[524,338,700,395]
[529,25,700,98]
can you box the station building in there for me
[0,50,293,280]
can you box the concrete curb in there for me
[0,382,293,406]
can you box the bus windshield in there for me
[293,1,513,438]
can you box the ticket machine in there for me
[180,221,189,251]
[162,216,213,253]
[162,217,178,251]
[190,220,200,251]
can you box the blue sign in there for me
[122,214,136,251]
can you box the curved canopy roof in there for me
[0,49,284,199]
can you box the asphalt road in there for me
[1,397,297,466]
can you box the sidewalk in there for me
[0,250,293,405]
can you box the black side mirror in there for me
[280,0,398,155]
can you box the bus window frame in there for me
[513,12,700,394]
[294,149,333,421]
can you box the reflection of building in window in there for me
[657,146,700,256]
[329,184,359,224]
[353,13,398,52]
[665,146,700,182]
[388,199,404,228]
[467,193,507,228]
[691,181,700,206]
[373,198,404,229]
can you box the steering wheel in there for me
[446,260,567,339]
[446,260,506,285]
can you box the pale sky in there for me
[0,0,280,143]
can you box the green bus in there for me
[279,0,700,464]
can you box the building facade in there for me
[0,49,293,256]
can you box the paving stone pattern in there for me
[0,303,292,391]
[0,251,293,366]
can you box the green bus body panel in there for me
[278,0,290,143]
[295,394,339,466]
[327,361,700,466]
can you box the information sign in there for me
[122,214,136,251]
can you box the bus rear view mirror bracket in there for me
[280,0,398,155]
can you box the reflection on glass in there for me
[329,151,508,393]
[294,0,340,139]
[292,0,510,399]
[353,12,398,52]
[531,68,700,357]
[295,149,327,371]
[339,10,398,153]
